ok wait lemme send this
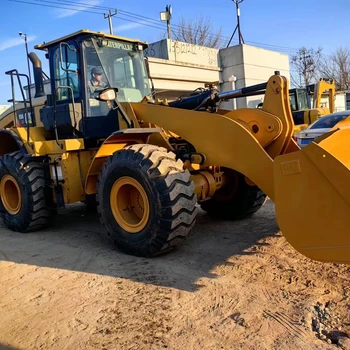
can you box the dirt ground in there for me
[0,199,349,350]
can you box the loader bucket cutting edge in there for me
[274,127,350,264]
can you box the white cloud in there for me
[55,0,102,18]
[113,22,145,32]
[100,22,145,34]
[0,35,37,52]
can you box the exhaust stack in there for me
[28,52,45,98]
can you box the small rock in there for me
[327,338,332,344]
[320,334,327,340]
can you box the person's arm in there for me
[88,80,95,93]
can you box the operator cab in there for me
[36,30,152,140]
[289,88,310,125]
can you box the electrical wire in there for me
[9,0,302,53]
[56,0,301,51]
[54,0,302,52]
[23,0,231,45]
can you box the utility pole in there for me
[104,9,118,35]
[19,32,32,86]
[160,5,172,40]
[300,50,312,87]
[227,0,245,48]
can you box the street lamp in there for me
[19,32,32,85]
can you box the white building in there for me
[0,105,10,116]
[144,39,290,108]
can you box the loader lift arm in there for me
[312,78,335,112]
[131,72,350,265]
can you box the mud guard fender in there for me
[0,129,28,156]
[85,128,162,195]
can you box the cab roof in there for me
[34,29,148,51]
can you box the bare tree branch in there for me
[290,73,301,89]
[291,47,323,87]
[172,16,223,48]
[319,47,350,90]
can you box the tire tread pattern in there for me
[0,151,55,232]
[97,144,197,257]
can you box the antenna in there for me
[227,0,245,48]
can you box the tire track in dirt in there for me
[263,310,309,340]
[0,201,349,349]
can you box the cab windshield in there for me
[83,37,152,103]
[296,89,309,110]
[289,89,309,111]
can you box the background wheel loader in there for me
[290,78,336,133]
[257,78,336,134]
[0,30,349,264]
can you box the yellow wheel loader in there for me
[0,30,349,264]
[290,78,336,133]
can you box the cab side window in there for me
[53,43,80,102]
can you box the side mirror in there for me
[97,88,118,101]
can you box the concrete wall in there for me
[144,39,221,101]
[144,39,220,68]
[219,44,290,110]
[319,93,346,112]
[24,80,51,99]
[148,57,221,100]
[146,40,290,107]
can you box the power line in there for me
[21,0,296,52]
[39,0,229,43]
[58,0,305,52]
[56,0,233,40]
[9,0,303,53]
[60,0,299,51]
[10,0,231,46]
[9,0,104,15]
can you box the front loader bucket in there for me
[274,127,350,264]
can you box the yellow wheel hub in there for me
[0,174,22,215]
[110,176,150,233]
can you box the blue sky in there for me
[0,0,348,105]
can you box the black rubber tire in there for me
[83,194,98,214]
[0,151,55,232]
[96,144,197,257]
[200,171,266,220]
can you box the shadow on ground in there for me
[0,344,21,350]
[0,200,280,292]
